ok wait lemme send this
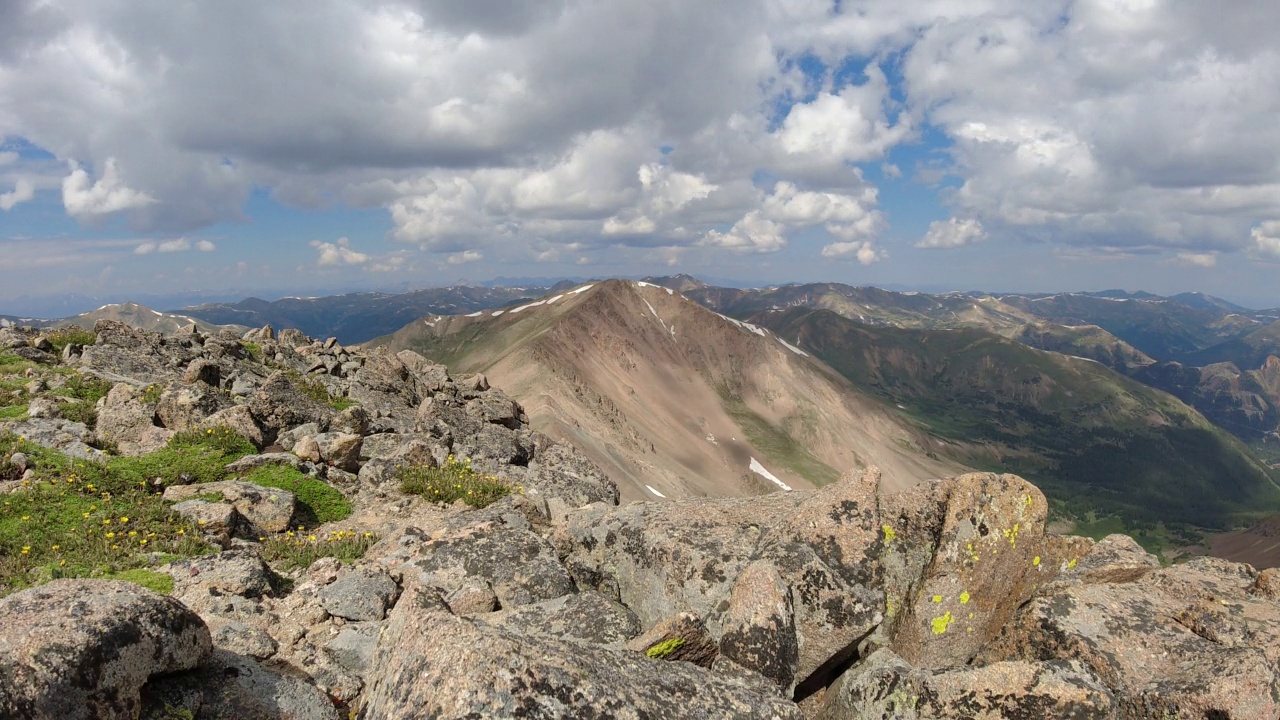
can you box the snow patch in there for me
[465,311,483,317]
[509,299,546,314]
[636,281,655,288]
[717,313,767,337]
[778,338,808,357]
[749,458,792,492]
[545,294,564,304]
[491,310,505,317]
[646,485,667,498]
[423,319,436,327]
[570,284,594,295]
[150,309,162,317]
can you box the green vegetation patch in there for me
[719,392,841,487]
[45,327,96,354]
[239,465,352,524]
[108,427,254,488]
[398,455,519,509]
[284,369,355,411]
[102,568,175,594]
[0,352,38,376]
[0,433,213,597]
[645,638,685,659]
[0,406,27,421]
[260,528,377,572]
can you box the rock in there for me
[815,648,1117,720]
[395,510,573,608]
[210,621,278,659]
[331,405,370,436]
[278,422,321,451]
[362,595,805,719]
[0,580,211,720]
[293,434,321,463]
[0,418,106,461]
[169,550,275,600]
[483,591,641,645]
[229,374,259,398]
[464,389,522,429]
[524,440,620,519]
[95,383,172,456]
[319,566,400,622]
[717,560,799,695]
[626,611,720,667]
[224,451,302,474]
[196,404,266,449]
[277,328,309,349]
[8,451,28,473]
[26,396,61,419]
[1255,567,1280,599]
[314,431,362,471]
[156,383,230,432]
[139,649,341,720]
[982,555,1280,719]
[443,579,500,615]
[324,622,380,674]
[171,499,241,543]
[1040,533,1159,593]
[164,480,296,534]
[10,346,55,364]
[248,371,334,437]
[181,358,221,387]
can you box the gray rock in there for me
[330,405,370,436]
[156,383,231,432]
[0,580,211,720]
[196,404,266,449]
[363,597,805,719]
[0,417,106,462]
[181,358,221,387]
[249,371,334,437]
[224,452,302,474]
[8,451,28,473]
[464,389,522,428]
[171,499,241,543]
[139,649,340,720]
[169,550,275,600]
[814,648,1117,720]
[717,560,799,696]
[278,422,321,451]
[483,591,641,645]
[443,579,500,615]
[524,440,620,518]
[229,373,259,398]
[325,622,380,674]
[314,431,362,471]
[399,510,573,608]
[95,383,172,456]
[165,480,297,534]
[210,621,278,659]
[319,566,400,621]
[294,434,321,462]
[27,396,61,419]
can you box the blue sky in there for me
[3,0,1280,313]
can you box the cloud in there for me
[1252,221,1280,259]
[310,237,369,266]
[62,159,157,218]
[0,179,34,210]
[1169,251,1218,268]
[0,152,18,166]
[446,250,484,265]
[195,239,217,252]
[702,212,788,254]
[821,240,887,265]
[916,217,987,249]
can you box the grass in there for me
[719,392,841,487]
[102,568,175,594]
[0,432,213,597]
[259,528,377,572]
[238,464,352,525]
[49,374,115,430]
[0,406,26,421]
[44,327,96,354]
[109,427,255,488]
[0,352,37,376]
[240,341,262,359]
[284,369,355,411]
[398,455,519,508]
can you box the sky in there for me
[3,0,1280,312]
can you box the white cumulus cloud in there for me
[1251,221,1280,259]
[446,250,484,265]
[821,240,887,265]
[0,178,34,210]
[311,237,369,266]
[62,159,156,218]
[916,218,987,249]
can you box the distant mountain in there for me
[52,302,235,335]
[370,279,961,502]
[1178,319,1280,370]
[1014,322,1155,372]
[1133,358,1280,441]
[179,286,553,345]
[754,307,1280,533]
[641,273,708,293]
[1169,291,1254,314]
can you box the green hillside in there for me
[758,308,1280,536]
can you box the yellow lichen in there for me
[1032,556,1041,566]
[882,524,897,544]
[931,611,955,635]
[959,591,970,605]
[1067,558,1078,569]
[931,594,943,604]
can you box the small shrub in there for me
[240,341,262,359]
[397,455,519,509]
[260,529,377,572]
[55,374,114,404]
[59,400,98,429]
[240,465,352,524]
[140,383,164,405]
[45,327,96,354]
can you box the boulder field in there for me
[1,320,1279,719]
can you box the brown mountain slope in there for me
[56,302,238,335]
[371,279,961,502]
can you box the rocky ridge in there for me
[0,319,1278,718]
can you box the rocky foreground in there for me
[1,320,1279,719]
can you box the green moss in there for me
[102,568,175,594]
[645,638,686,659]
[193,492,225,503]
[0,406,27,421]
[239,465,352,524]
[284,370,356,411]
